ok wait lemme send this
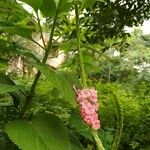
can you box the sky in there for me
[141,20,150,34]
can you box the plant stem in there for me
[74,1,105,150]
[32,39,45,50]
[31,1,61,91]
[92,130,105,150]
[20,1,61,116]
[36,11,46,49]
[74,0,87,88]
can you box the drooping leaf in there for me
[0,26,34,39]
[33,63,80,107]
[14,47,41,63]
[6,114,71,150]
[0,38,40,62]
[20,0,43,11]
[55,71,79,105]
[40,0,56,17]
[33,63,56,81]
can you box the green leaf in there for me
[0,84,20,94]
[0,74,26,107]
[68,110,92,141]
[0,1,22,10]
[68,131,84,150]
[59,39,77,51]
[55,71,79,105]
[0,73,15,85]
[0,26,34,39]
[14,47,41,63]
[33,63,56,81]
[82,0,96,8]
[40,0,56,17]
[20,0,43,11]
[0,58,7,70]
[59,0,72,14]
[6,114,71,150]
[33,63,80,107]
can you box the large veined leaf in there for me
[0,26,34,39]
[6,114,71,150]
[34,63,80,107]
[40,0,56,17]
[20,0,43,11]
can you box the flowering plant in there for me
[75,88,101,130]
[74,86,105,150]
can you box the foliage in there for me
[0,0,150,150]
[6,114,71,150]
[81,0,150,43]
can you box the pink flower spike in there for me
[75,87,101,130]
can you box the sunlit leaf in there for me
[20,0,43,11]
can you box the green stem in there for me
[92,130,105,150]
[74,0,87,88]
[30,0,61,94]
[36,11,46,49]
[31,39,45,50]
[74,1,104,149]
[20,1,61,116]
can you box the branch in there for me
[20,0,62,116]
[74,0,87,87]
[36,11,46,49]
